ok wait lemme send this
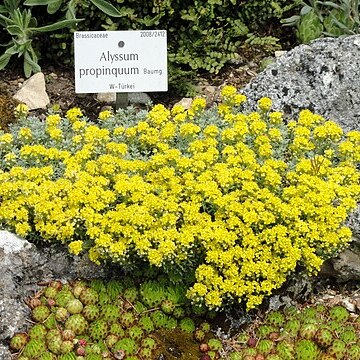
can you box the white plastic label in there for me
[74,30,168,93]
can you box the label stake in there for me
[116,93,129,109]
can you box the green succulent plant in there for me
[282,0,360,44]
[9,278,224,360]
[227,304,360,359]
[179,317,196,333]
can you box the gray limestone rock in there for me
[13,72,50,110]
[242,35,360,133]
[0,230,112,358]
[332,246,360,282]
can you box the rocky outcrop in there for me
[242,35,360,133]
[0,231,112,359]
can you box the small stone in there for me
[174,97,192,109]
[129,92,151,104]
[341,298,356,313]
[199,343,209,352]
[97,93,116,103]
[274,50,287,57]
[204,85,216,94]
[13,72,50,109]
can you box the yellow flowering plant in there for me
[1,87,360,311]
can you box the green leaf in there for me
[329,16,354,32]
[89,0,123,17]
[5,44,19,55]
[0,13,12,24]
[6,24,23,36]
[30,18,82,32]
[0,52,12,70]
[23,59,32,77]
[281,15,300,26]
[318,1,342,10]
[47,0,63,14]
[0,44,19,69]
[24,0,58,5]
[24,50,41,77]
[300,5,313,16]
[4,0,20,12]
[66,0,77,19]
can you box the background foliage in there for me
[282,0,360,43]
[1,0,300,93]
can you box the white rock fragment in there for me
[0,230,28,254]
[174,97,192,109]
[13,72,50,110]
[341,298,356,313]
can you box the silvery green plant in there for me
[282,0,360,43]
[0,0,81,77]
[24,0,129,18]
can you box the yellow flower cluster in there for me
[14,103,29,119]
[1,86,359,311]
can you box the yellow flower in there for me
[148,249,163,266]
[171,103,185,115]
[347,130,360,144]
[147,104,170,127]
[173,112,187,123]
[72,120,86,132]
[18,127,32,140]
[204,125,219,138]
[2,88,360,313]
[15,222,31,237]
[0,133,13,144]
[257,97,272,112]
[47,127,63,141]
[72,135,82,144]
[124,127,137,137]
[339,141,354,156]
[68,240,83,255]
[46,114,61,127]
[14,103,29,118]
[217,103,231,117]
[88,247,101,265]
[190,98,206,112]
[106,142,128,156]
[268,128,282,141]
[66,107,83,123]
[179,123,201,137]
[221,85,237,99]
[4,152,17,163]
[233,94,247,106]
[98,110,113,121]
[160,123,176,140]
[269,111,283,124]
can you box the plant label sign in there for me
[74,30,167,93]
